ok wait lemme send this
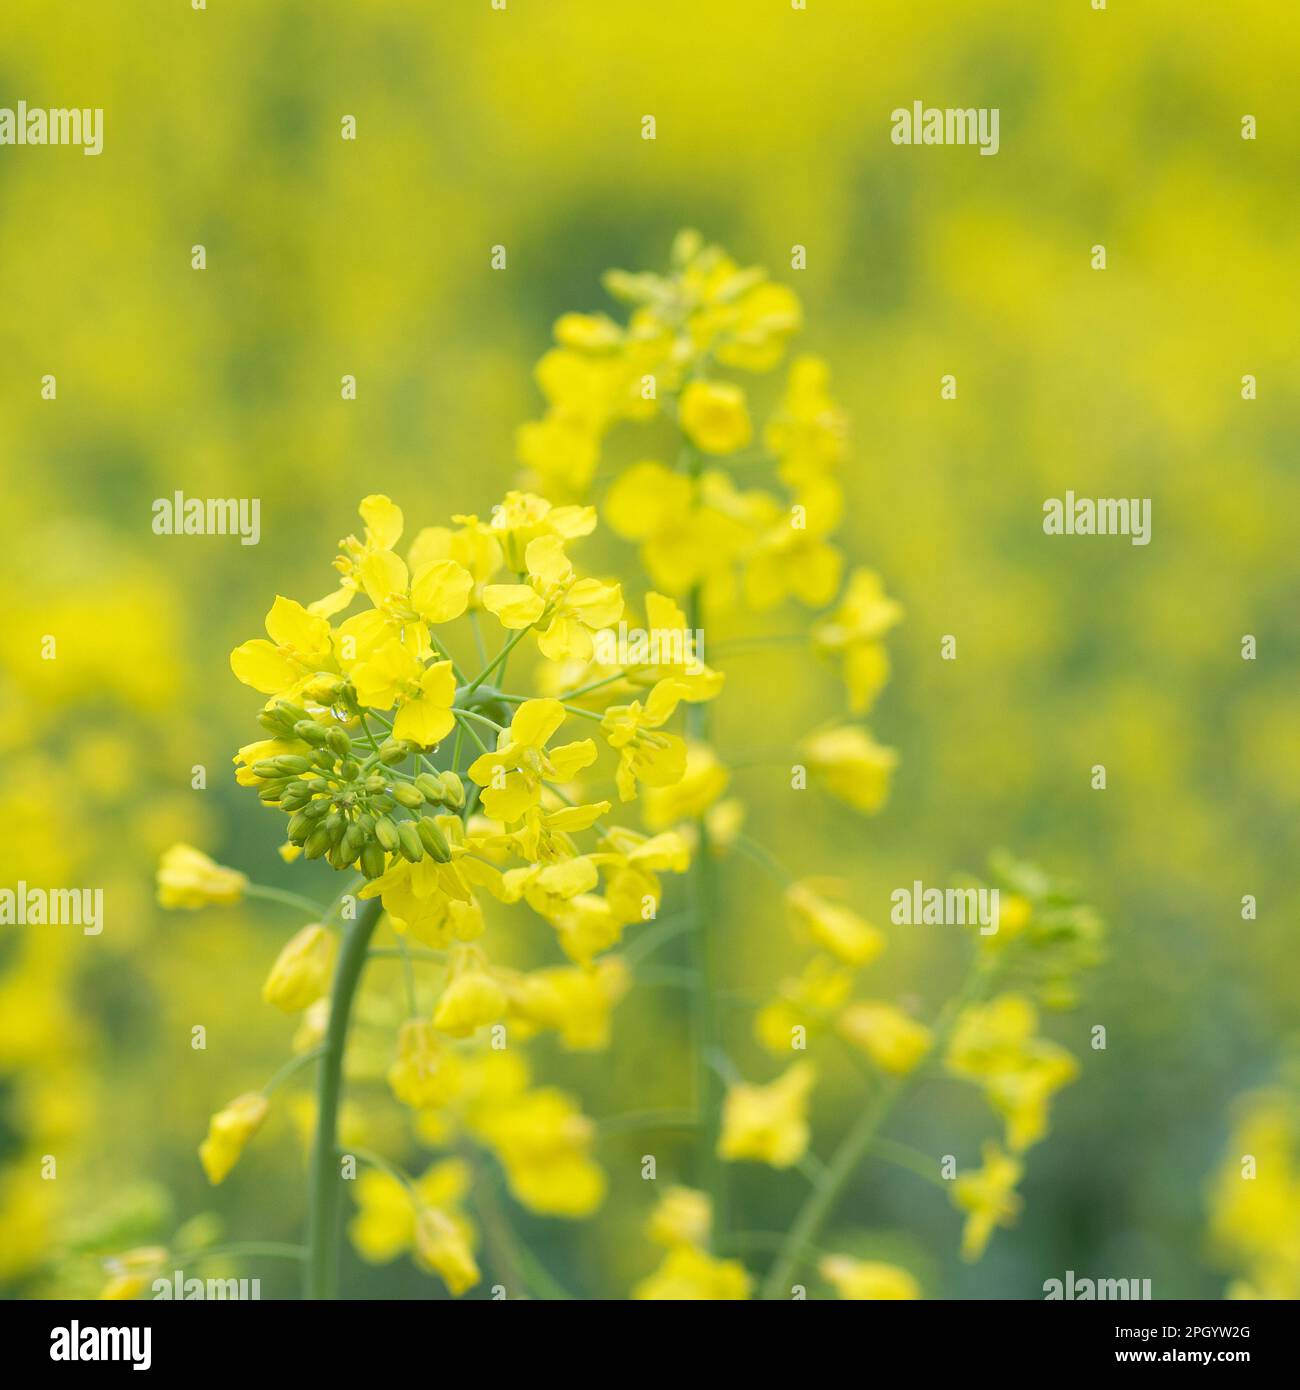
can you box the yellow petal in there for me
[411,560,473,624]
[360,494,404,550]
[482,584,546,629]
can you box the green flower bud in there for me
[326,728,352,757]
[311,749,336,772]
[292,720,329,746]
[322,812,346,847]
[379,740,407,767]
[392,784,424,810]
[374,817,401,852]
[301,798,332,820]
[339,758,361,781]
[414,772,443,803]
[304,827,332,860]
[279,782,313,812]
[258,783,286,804]
[397,822,425,863]
[360,843,386,879]
[251,759,283,779]
[287,812,313,843]
[416,817,452,863]
[257,708,296,737]
[338,824,366,865]
[438,771,465,810]
[272,755,313,775]
[364,774,388,794]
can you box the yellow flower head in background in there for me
[156,844,247,909]
[261,923,332,1013]
[820,1255,921,1300]
[198,1092,269,1185]
[718,1061,816,1168]
[952,1142,1024,1262]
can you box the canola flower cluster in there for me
[1208,1062,1300,1300]
[137,235,1103,1300]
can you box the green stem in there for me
[759,956,994,1299]
[176,1242,306,1264]
[245,884,327,917]
[303,896,382,1299]
[262,1045,324,1097]
[686,587,726,1241]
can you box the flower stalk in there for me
[304,895,383,1299]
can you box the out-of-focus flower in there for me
[156,845,247,909]
[837,1002,933,1076]
[261,924,332,1013]
[820,1255,920,1300]
[198,1092,269,1185]
[800,726,897,814]
[718,1062,815,1168]
[952,1142,1023,1261]
[633,1245,752,1300]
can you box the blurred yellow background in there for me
[1,0,1297,1298]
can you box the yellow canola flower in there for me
[156,844,247,909]
[646,1186,712,1250]
[483,534,623,663]
[349,1159,478,1296]
[765,354,848,485]
[602,460,753,598]
[983,1047,1079,1152]
[99,1247,168,1301]
[232,735,308,788]
[230,595,337,699]
[387,1019,463,1108]
[414,1206,480,1297]
[433,947,508,1038]
[755,955,856,1055]
[593,825,692,927]
[467,697,597,823]
[1209,1086,1300,1299]
[198,1092,269,1185]
[800,725,897,814]
[408,513,503,604]
[837,1002,933,1076]
[511,958,630,1051]
[312,493,405,618]
[488,490,599,570]
[470,1087,606,1218]
[946,994,1038,1077]
[261,923,332,1013]
[946,994,1079,1151]
[785,882,885,967]
[952,1142,1024,1262]
[633,1245,752,1300]
[641,741,729,832]
[680,379,752,455]
[812,568,903,715]
[601,677,690,801]
[820,1255,921,1301]
[718,1061,815,1168]
[742,476,845,611]
[350,649,457,747]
